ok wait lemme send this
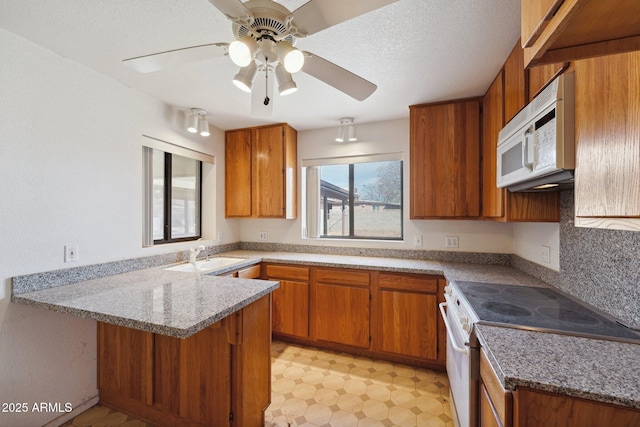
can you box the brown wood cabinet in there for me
[98,295,271,427]
[225,123,297,218]
[265,263,446,370]
[481,41,560,222]
[264,264,310,339]
[480,349,512,427]
[315,268,370,348]
[513,387,640,427]
[521,0,640,67]
[573,50,640,231]
[410,98,481,219]
[375,273,440,360]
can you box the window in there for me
[304,154,403,240]
[143,138,211,246]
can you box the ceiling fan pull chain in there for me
[264,58,270,106]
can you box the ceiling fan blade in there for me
[302,52,377,101]
[290,0,401,36]
[123,43,229,73]
[206,0,252,22]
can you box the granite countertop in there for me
[12,257,277,338]
[229,250,640,410]
[477,324,640,409]
[12,249,639,409]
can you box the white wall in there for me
[240,118,514,253]
[513,222,561,270]
[0,29,234,426]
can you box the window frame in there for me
[154,152,203,245]
[304,153,404,242]
[143,137,212,247]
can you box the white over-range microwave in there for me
[497,72,575,192]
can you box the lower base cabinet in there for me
[480,348,640,427]
[376,273,441,360]
[264,263,446,369]
[513,388,640,427]
[97,295,271,427]
[480,349,512,427]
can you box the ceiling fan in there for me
[123,0,400,104]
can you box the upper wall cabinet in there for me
[574,50,640,231]
[481,41,560,222]
[521,0,640,67]
[225,123,297,219]
[410,98,481,219]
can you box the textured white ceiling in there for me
[0,0,520,131]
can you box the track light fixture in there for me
[335,117,357,142]
[186,108,210,137]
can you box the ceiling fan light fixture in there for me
[275,64,297,96]
[276,41,304,73]
[229,36,257,68]
[232,61,258,93]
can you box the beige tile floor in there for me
[266,341,453,427]
[62,342,454,427]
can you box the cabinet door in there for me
[271,280,310,338]
[410,99,481,218]
[266,264,310,338]
[232,295,271,427]
[253,125,285,217]
[155,323,231,427]
[504,39,527,123]
[378,291,437,359]
[480,384,503,427]
[315,268,370,348]
[225,129,252,217]
[574,51,640,230]
[97,322,154,405]
[482,71,505,219]
[376,273,438,360]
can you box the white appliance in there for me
[497,72,575,192]
[439,285,479,427]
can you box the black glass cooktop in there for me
[455,281,640,343]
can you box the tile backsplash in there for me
[516,190,640,327]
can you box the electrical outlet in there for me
[217,232,223,243]
[413,234,423,247]
[65,245,79,263]
[259,231,268,241]
[540,245,551,264]
[445,236,459,249]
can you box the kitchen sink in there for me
[164,257,245,273]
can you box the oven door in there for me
[440,297,478,427]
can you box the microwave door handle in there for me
[522,126,535,170]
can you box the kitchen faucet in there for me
[189,245,206,264]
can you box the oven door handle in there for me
[439,302,470,355]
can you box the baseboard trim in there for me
[44,395,99,427]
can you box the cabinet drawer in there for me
[265,264,310,281]
[378,273,438,293]
[237,264,261,279]
[316,268,370,287]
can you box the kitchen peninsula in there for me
[12,259,277,427]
